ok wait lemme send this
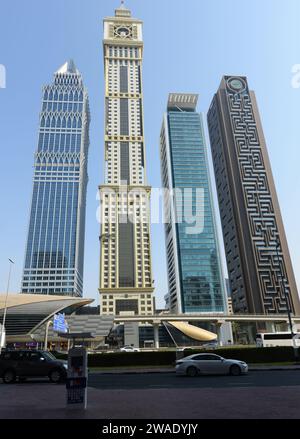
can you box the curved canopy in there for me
[0,294,93,339]
[168,321,217,342]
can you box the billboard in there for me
[53,313,68,334]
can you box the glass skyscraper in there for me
[21,60,90,297]
[160,94,226,313]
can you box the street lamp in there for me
[44,320,53,351]
[0,258,14,353]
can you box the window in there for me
[193,354,221,361]
[120,66,128,93]
[28,352,42,362]
[119,214,135,287]
[120,99,129,136]
[115,299,138,315]
[120,142,129,184]
[264,333,293,340]
[1,351,21,360]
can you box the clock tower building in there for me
[99,4,154,316]
[207,76,300,316]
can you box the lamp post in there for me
[0,259,14,353]
[44,320,53,351]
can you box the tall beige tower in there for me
[99,3,154,316]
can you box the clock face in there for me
[114,25,132,39]
[228,78,246,92]
[117,27,130,37]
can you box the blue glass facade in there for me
[21,61,90,297]
[161,96,226,313]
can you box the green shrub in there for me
[183,346,296,363]
[53,346,297,367]
[88,351,176,367]
[52,351,67,360]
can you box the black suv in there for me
[0,350,68,384]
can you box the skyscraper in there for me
[21,61,90,297]
[99,4,154,315]
[207,76,300,315]
[160,93,226,314]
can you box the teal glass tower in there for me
[160,94,226,313]
[21,61,90,297]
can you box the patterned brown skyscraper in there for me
[207,76,300,315]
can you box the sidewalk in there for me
[89,364,300,374]
[1,379,300,419]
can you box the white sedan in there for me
[120,345,140,352]
[175,353,248,377]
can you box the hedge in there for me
[53,346,298,367]
[183,347,297,364]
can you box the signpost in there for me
[66,347,88,409]
[60,332,93,410]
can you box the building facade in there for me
[160,93,226,314]
[99,4,154,316]
[227,297,233,315]
[207,76,300,315]
[21,61,90,297]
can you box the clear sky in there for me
[0,0,300,308]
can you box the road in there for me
[88,370,300,390]
[0,370,300,419]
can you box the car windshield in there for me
[41,352,56,361]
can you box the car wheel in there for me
[186,366,198,377]
[3,369,16,384]
[230,364,241,376]
[49,369,63,383]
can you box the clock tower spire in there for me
[115,0,131,17]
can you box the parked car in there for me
[175,353,248,377]
[120,345,140,352]
[0,349,68,384]
[201,341,219,349]
[176,347,194,352]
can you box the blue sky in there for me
[0,0,299,307]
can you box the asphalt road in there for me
[1,370,300,419]
[88,370,300,390]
